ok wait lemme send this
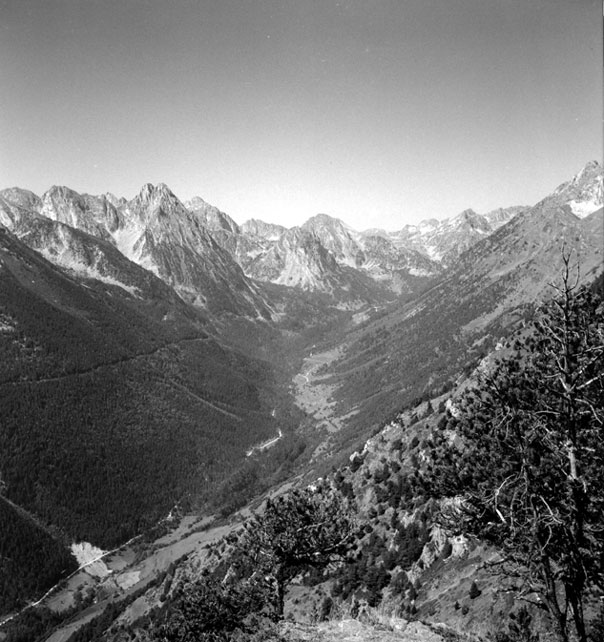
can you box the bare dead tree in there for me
[421,259,604,642]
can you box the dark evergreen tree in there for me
[156,574,272,642]
[420,262,604,642]
[231,483,355,618]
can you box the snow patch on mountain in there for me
[569,196,602,218]
[549,160,603,218]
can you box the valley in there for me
[2,515,238,642]
[0,161,602,642]
[293,346,345,433]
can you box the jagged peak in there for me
[402,217,439,233]
[104,192,126,207]
[185,195,211,210]
[454,208,480,221]
[303,212,349,229]
[182,196,240,234]
[136,182,175,200]
[308,212,335,223]
[138,182,154,197]
[554,160,603,194]
[0,187,42,207]
[45,185,82,200]
[155,182,174,195]
[580,159,601,172]
[570,160,602,184]
[132,183,184,213]
[242,218,287,239]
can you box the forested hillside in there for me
[0,229,286,549]
[322,201,603,450]
[0,497,76,615]
[99,277,602,642]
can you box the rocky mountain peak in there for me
[269,227,343,290]
[544,161,603,218]
[41,186,84,222]
[241,219,286,240]
[554,160,601,192]
[104,192,126,208]
[43,185,81,205]
[0,187,42,210]
[575,159,601,179]
[184,196,215,213]
[307,212,335,223]
[456,208,478,220]
[135,182,177,205]
[303,213,349,232]
[0,188,43,229]
[483,206,528,229]
[138,182,155,200]
[38,186,120,239]
[128,183,188,225]
[185,197,240,234]
[301,214,363,268]
[451,208,490,233]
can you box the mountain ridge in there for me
[3,160,599,307]
[0,160,602,640]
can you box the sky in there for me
[1,0,602,230]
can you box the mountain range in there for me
[0,160,602,639]
[0,178,532,308]
[320,163,603,450]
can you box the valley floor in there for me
[5,515,239,642]
[293,346,346,434]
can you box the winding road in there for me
[0,335,250,421]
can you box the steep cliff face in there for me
[301,214,366,268]
[40,186,122,241]
[0,184,272,318]
[0,188,43,228]
[548,159,603,217]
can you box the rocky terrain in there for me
[0,160,601,642]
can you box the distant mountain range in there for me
[4,163,599,313]
[0,175,550,309]
[320,161,603,447]
[1,159,599,445]
[0,160,601,622]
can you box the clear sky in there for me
[1,0,602,230]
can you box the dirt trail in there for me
[0,335,210,389]
[0,335,248,421]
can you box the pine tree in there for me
[421,261,604,642]
[231,482,355,618]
